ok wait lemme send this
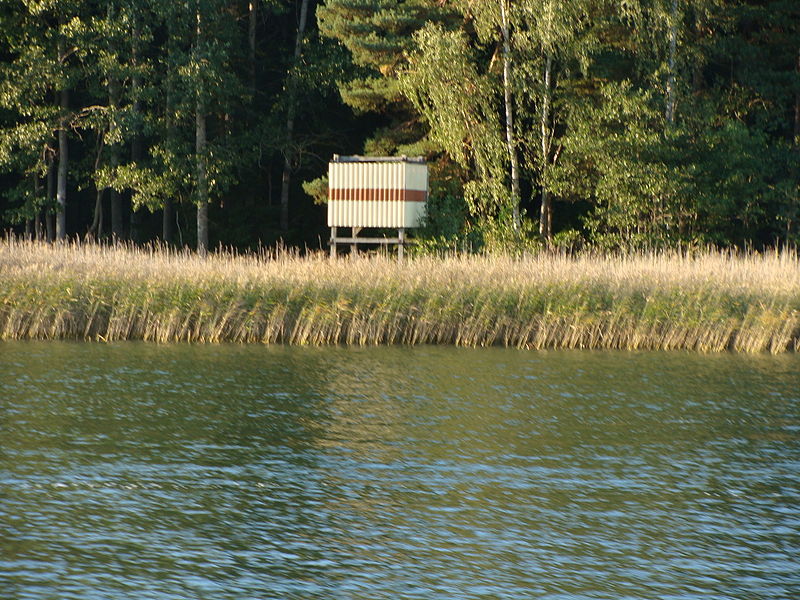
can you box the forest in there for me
[0,0,798,253]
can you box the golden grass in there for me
[1,239,799,352]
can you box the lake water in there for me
[1,342,799,599]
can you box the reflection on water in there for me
[1,342,799,599]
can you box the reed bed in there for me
[1,239,799,352]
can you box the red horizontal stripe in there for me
[329,188,427,202]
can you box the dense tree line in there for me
[0,0,797,251]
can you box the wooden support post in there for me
[330,226,413,258]
[398,228,405,261]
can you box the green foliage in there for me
[551,77,799,249]
[401,24,510,221]
[0,0,798,252]
[302,175,329,205]
[550,81,681,249]
[420,193,468,240]
[477,216,543,256]
[552,229,584,252]
[317,0,456,154]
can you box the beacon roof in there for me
[331,155,425,164]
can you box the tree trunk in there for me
[110,162,123,239]
[162,199,174,245]
[249,0,257,93]
[109,171,120,239]
[499,0,521,230]
[129,13,143,243]
[539,53,553,244]
[195,5,209,255]
[34,174,43,240]
[46,153,55,242]
[795,48,799,144]
[665,0,678,125]
[279,0,310,232]
[790,47,800,244]
[89,188,104,239]
[162,19,178,244]
[108,72,122,240]
[56,31,69,242]
[89,125,107,240]
[56,86,69,241]
[196,103,208,254]
[129,144,143,243]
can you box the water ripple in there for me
[1,343,799,599]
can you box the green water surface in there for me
[1,342,799,599]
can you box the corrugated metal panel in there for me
[328,157,428,228]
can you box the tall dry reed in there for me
[1,239,798,352]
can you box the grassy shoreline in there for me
[1,240,799,352]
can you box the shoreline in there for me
[1,241,798,353]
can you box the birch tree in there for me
[509,0,593,243]
[499,0,521,230]
[404,0,593,243]
[401,25,508,221]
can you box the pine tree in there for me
[317,0,456,154]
